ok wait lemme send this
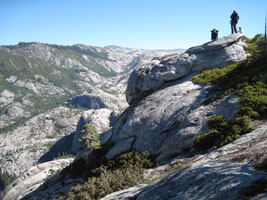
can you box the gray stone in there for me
[135,124,267,200]
[100,129,113,144]
[68,88,127,112]
[126,34,247,104]
[106,137,135,160]
[71,108,112,153]
[109,74,208,158]
[101,124,267,200]
[1,158,74,200]
[0,90,15,107]
[101,184,147,200]
[0,106,82,175]
[5,102,30,119]
[109,73,241,161]
[156,95,240,161]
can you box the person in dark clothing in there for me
[211,28,219,41]
[230,10,239,34]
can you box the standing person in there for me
[211,28,219,41]
[230,10,239,34]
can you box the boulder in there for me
[126,34,247,104]
[108,72,241,161]
[71,108,112,153]
[0,90,15,107]
[68,88,128,112]
[5,102,31,119]
[1,158,74,200]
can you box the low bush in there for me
[58,150,154,200]
[0,168,17,191]
[239,179,267,200]
[193,34,267,150]
[194,115,254,150]
[255,158,267,172]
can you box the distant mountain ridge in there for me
[0,41,176,177]
[104,45,185,53]
[0,42,175,131]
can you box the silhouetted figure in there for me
[230,10,239,34]
[238,27,243,34]
[211,28,219,41]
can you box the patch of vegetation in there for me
[79,124,101,151]
[193,34,267,150]
[58,150,154,200]
[194,115,255,150]
[239,179,267,200]
[0,168,17,192]
[255,158,267,172]
[230,153,248,162]
[145,160,183,183]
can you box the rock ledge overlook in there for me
[126,34,247,104]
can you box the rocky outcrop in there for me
[102,123,267,200]
[71,108,113,153]
[68,88,128,111]
[1,158,74,200]
[0,106,83,175]
[101,184,147,200]
[106,34,247,162]
[126,34,247,104]
[38,133,74,163]
[136,123,267,200]
[0,42,174,130]
[107,73,240,162]
[0,90,15,107]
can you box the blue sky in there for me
[1,0,267,49]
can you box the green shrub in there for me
[193,34,267,150]
[255,158,267,171]
[239,179,267,200]
[194,115,254,150]
[79,124,101,150]
[0,168,17,191]
[58,150,154,200]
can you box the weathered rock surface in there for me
[106,34,247,161]
[107,73,240,162]
[0,42,174,129]
[8,34,266,200]
[1,158,74,200]
[68,88,128,111]
[102,123,267,200]
[38,132,75,163]
[101,184,147,200]
[126,34,247,104]
[0,106,83,175]
[0,90,15,107]
[71,108,112,153]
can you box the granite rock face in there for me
[108,73,241,161]
[102,124,267,200]
[107,34,247,161]
[1,158,74,200]
[68,88,128,111]
[135,124,267,200]
[71,108,113,153]
[126,34,247,104]
[0,106,83,175]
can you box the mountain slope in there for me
[2,34,267,200]
[0,43,174,132]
